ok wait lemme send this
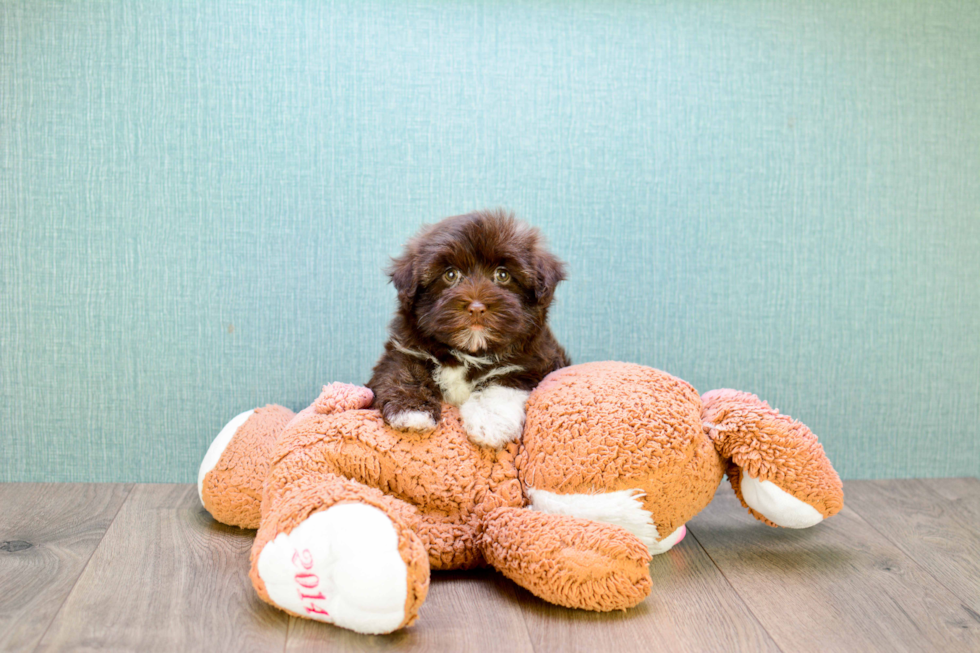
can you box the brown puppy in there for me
[367,210,570,447]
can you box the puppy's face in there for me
[389,211,565,354]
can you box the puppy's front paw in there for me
[383,404,439,433]
[459,386,530,448]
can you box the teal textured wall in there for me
[2,1,978,482]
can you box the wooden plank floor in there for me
[2,479,979,652]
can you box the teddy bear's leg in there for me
[198,404,296,528]
[701,389,844,528]
[480,506,653,611]
[250,472,430,635]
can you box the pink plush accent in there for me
[675,524,687,545]
[314,382,374,414]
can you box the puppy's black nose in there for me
[468,301,487,318]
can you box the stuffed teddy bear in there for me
[199,361,843,635]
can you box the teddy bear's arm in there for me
[480,506,652,611]
[701,389,844,528]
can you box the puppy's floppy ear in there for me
[387,248,419,305]
[532,247,566,305]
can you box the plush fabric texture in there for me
[201,404,295,529]
[314,382,375,415]
[701,389,845,527]
[201,361,844,633]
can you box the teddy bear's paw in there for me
[387,409,439,433]
[255,504,412,635]
[740,474,824,529]
[459,385,530,448]
[198,409,255,504]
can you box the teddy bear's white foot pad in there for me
[740,474,823,529]
[257,503,408,635]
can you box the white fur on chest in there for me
[432,362,526,407]
[433,364,473,406]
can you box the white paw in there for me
[256,503,409,635]
[387,409,438,433]
[459,385,529,448]
[198,409,254,504]
[741,474,824,529]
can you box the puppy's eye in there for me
[443,269,461,284]
[493,267,511,284]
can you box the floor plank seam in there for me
[28,483,136,653]
[845,490,980,614]
[682,525,787,653]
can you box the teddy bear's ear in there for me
[532,246,566,305]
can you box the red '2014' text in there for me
[291,548,329,617]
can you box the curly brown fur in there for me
[367,210,570,433]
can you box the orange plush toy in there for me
[199,361,842,635]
